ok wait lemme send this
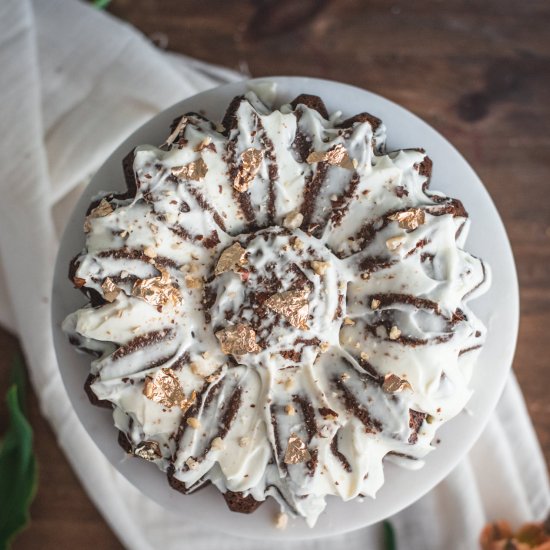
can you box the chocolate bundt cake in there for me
[63,88,490,526]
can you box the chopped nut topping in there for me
[163,116,187,147]
[360,351,370,361]
[101,278,121,302]
[185,275,203,289]
[194,136,212,152]
[285,404,296,416]
[185,457,199,470]
[386,235,405,251]
[371,298,381,310]
[319,342,330,353]
[274,512,288,530]
[389,326,401,340]
[283,211,303,230]
[143,246,157,258]
[311,260,331,276]
[306,144,354,170]
[239,437,250,448]
[291,236,304,251]
[388,208,426,230]
[211,437,225,450]
[234,148,263,192]
[84,199,113,232]
[343,317,355,326]
[382,373,412,393]
[186,417,201,429]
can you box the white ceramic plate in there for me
[52,76,519,540]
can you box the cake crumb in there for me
[274,512,288,530]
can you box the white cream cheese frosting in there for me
[63,89,490,526]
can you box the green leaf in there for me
[383,520,397,550]
[92,0,111,9]
[0,362,37,548]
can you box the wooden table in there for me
[3,1,549,547]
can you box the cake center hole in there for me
[206,227,345,367]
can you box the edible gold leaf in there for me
[264,288,310,330]
[84,198,113,232]
[132,267,181,307]
[284,433,311,465]
[382,373,412,394]
[214,242,247,276]
[171,157,208,181]
[388,208,426,230]
[134,440,162,461]
[306,144,354,170]
[215,323,261,355]
[143,367,197,411]
[234,148,263,192]
[101,277,121,302]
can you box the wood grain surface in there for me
[2,1,548,548]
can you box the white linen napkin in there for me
[0,1,548,548]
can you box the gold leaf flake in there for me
[143,368,196,411]
[388,209,426,230]
[134,440,162,461]
[389,326,401,340]
[101,277,121,302]
[382,373,412,393]
[132,268,181,307]
[284,433,311,465]
[214,242,247,276]
[306,144,354,170]
[84,199,113,232]
[215,323,261,355]
[234,148,263,192]
[172,158,208,181]
[264,288,310,330]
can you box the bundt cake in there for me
[63,88,490,526]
